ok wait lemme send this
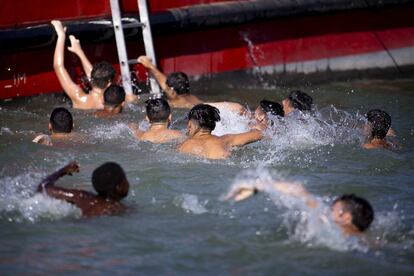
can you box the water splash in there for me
[226,167,368,252]
[239,31,267,86]
[212,107,251,136]
[0,172,81,223]
[173,194,208,214]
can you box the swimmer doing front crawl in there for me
[37,162,129,217]
[178,104,263,159]
[51,20,137,109]
[224,180,374,236]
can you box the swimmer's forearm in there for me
[76,50,93,79]
[53,32,66,70]
[37,162,79,192]
[147,65,168,92]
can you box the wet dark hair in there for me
[50,107,73,133]
[166,72,190,94]
[260,100,284,117]
[365,109,391,139]
[104,85,125,106]
[92,162,128,199]
[188,104,221,131]
[333,194,374,232]
[287,90,313,111]
[145,98,171,123]
[91,62,115,89]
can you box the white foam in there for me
[174,194,208,214]
[226,167,368,252]
[0,172,81,223]
[212,107,251,136]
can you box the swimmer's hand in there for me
[224,185,259,202]
[68,35,82,54]
[137,56,154,69]
[63,162,80,176]
[32,134,53,146]
[51,20,66,36]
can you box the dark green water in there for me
[0,77,413,274]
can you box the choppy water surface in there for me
[0,77,413,274]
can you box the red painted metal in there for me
[0,0,238,28]
[1,2,414,99]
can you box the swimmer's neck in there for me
[90,87,104,95]
[103,105,122,114]
[193,129,212,138]
[149,121,169,130]
[370,137,387,145]
[50,132,71,138]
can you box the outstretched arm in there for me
[224,180,318,208]
[137,56,177,100]
[52,20,86,103]
[67,35,93,79]
[222,129,263,147]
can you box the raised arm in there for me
[137,56,178,100]
[37,162,79,192]
[67,35,93,79]
[51,20,86,103]
[222,129,263,147]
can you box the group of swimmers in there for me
[33,20,398,239]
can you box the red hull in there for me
[1,1,414,99]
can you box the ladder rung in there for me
[128,59,139,65]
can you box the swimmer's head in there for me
[49,107,73,134]
[255,100,284,126]
[166,72,190,95]
[187,104,220,135]
[145,98,171,123]
[104,85,125,107]
[365,109,391,139]
[92,162,129,201]
[331,194,374,232]
[91,62,116,89]
[283,90,313,114]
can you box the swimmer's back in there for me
[178,135,231,159]
[168,95,202,109]
[141,129,184,144]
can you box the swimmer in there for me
[137,56,202,108]
[52,20,137,109]
[253,100,284,131]
[95,85,126,118]
[33,107,74,146]
[282,90,313,116]
[178,104,263,159]
[37,161,129,217]
[225,180,374,235]
[363,109,397,150]
[129,98,184,143]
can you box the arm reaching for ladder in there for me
[137,55,178,100]
[67,35,93,79]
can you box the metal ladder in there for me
[109,0,160,96]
